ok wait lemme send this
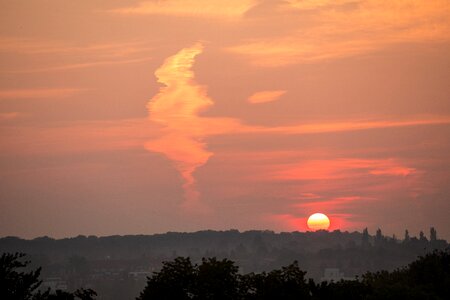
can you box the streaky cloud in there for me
[228,0,450,66]
[248,90,286,104]
[112,0,258,18]
[146,44,450,210]
[146,43,240,208]
[0,88,84,99]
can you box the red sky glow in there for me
[1,0,449,239]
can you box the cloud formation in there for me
[0,88,84,100]
[146,43,240,207]
[146,43,450,211]
[248,90,286,104]
[269,158,416,181]
[112,0,257,18]
[228,0,450,66]
[0,112,23,121]
[0,38,153,73]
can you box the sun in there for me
[307,213,330,231]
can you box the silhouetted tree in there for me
[73,289,97,300]
[404,230,410,243]
[137,257,195,300]
[375,228,385,247]
[311,280,370,300]
[139,258,313,300]
[241,261,311,300]
[419,231,427,242]
[430,227,437,242]
[0,252,96,300]
[361,228,370,247]
[194,258,240,300]
[0,252,44,300]
[362,250,450,299]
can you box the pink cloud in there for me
[0,88,84,99]
[247,90,286,104]
[0,112,24,121]
[269,158,416,181]
[0,119,155,156]
[145,43,240,208]
[144,43,449,211]
[228,0,450,66]
[111,0,257,18]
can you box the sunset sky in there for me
[1,0,450,239]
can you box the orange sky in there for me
[1,0,450,239]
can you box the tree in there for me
[419,231,427,242]
[362,250,450,299]
[404,230,410,243]
[74,289,97,300]
[138,257,242,300]
[246,261,311,300]
[139,257,313,300]
[137,257,196,300]
[311,279,370,300]
[194,258,240,300]
[0,252,42,300]
[137,251,450,300]
[430,227,437,242]
[361,228,370,247]
[0,252,96,300]
[375,228,385,247]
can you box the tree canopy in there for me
[0,252,96,300]
[138,250,450,300]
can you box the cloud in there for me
[262,157,422,231]
[0,38,152,57]
[296,196,371,210]
[0,118,154,156]
[228,0,450,66]
[145,43,240,207]
[145,43,450,209]
[0,88,84,100]
[0,112,23,121]
[269,158,416,181]
[284,0,356,10]
[247,90,286,104]
[111,0,258,18]
[254,117,450,135]
[0,38,153,73]
[8,57,153,73]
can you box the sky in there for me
[1,0,450,239]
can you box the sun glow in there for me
[307,213,330,231]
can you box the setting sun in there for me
[307,213,330,231]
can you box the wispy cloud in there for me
[1,118,154,156]
[269,158,416,181]
[146,43,240,208]
[284,0,356,10]
[0,112,24,121]
[0,38,152,57]
[0,88,84,100]
[8,57,153,73]
[228,0,450,66]
[254,118,450,135]
[248,90,286,104]
[0,37,153,73]
[146,43,450,209]
[111,0,258,18]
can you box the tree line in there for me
[2,250,449,299]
